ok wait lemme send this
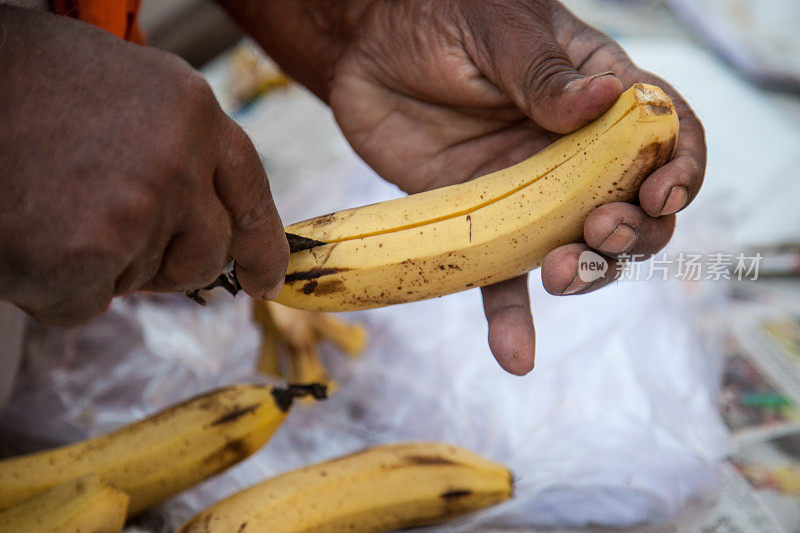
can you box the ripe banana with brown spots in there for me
[0,383,326,516]
[179,442,512,532]
[276,83,678,311]
[0,475,128,533]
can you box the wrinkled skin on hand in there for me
[329,1,705,374]
[0,6,289,325]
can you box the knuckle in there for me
[236,194,270,232]
[225,125,263,172]
[153,60,220,161]
[113,186,160,231]
[179,71,217,110]
[148,126,205,186]
[170,78,219,126]
[567,24,600,48]
[158,52,214,103]
[153,140,194,182]
[144,49,219,116]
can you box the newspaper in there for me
[700,279,800,531]
[692,464,788,533]
[719,333,800,444]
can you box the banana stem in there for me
[271,383,328,411]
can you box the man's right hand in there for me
[0,6,289,325]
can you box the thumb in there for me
[477,11,623,133]
[215,117,289,300]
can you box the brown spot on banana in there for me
[201,440,249,471]
[311,279,346,296]
[309,213,336,228]
[440,489,472,500]
[402,455,458,467]
[302,280,317,294]
[646,103,674,115]
[210,404,260,426]
[284,267,349,283]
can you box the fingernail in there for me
[261,279,284,300]
[661,186,688,215]
[566,71,616,92]
[601,223,636,254]
[561,275,587,295]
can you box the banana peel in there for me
[252,300,367,397]
[178,442,512,532]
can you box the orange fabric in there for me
[51,0,144,43]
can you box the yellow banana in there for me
[179,441,512,532]
[315,314,368,356]
[277,83,678,311]
[0,383,326,516]
[0,474,128,533]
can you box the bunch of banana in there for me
[253,300,367,393]
[0,383,325,516]
[0,474,128,533]
[179,442,512,532]
[276,83,679,311]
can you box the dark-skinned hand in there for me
[0,6,289,326]
[223,0,706,375]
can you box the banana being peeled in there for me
[277,83,679,311]
[0,383,326,516]
[0,475,128,533]
[179,442,512,532]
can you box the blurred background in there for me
[2,0,800,531]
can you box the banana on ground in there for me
[0,383,325,516]
[276,83,679,311]
[179,442,512,532]
[0,474,128,533]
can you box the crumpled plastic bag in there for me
[0,291,263,448]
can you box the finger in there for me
[583,202,676,257]
[142,197,231,292]
[638,101,706,216]
[541,243,621,296]
[113,231,173,296]
[215,117,289,299]
[25,268,115,326]
[469,6,623,133]
[480,275,535,375]
[26,292,112,326]
[564,33,706,217]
